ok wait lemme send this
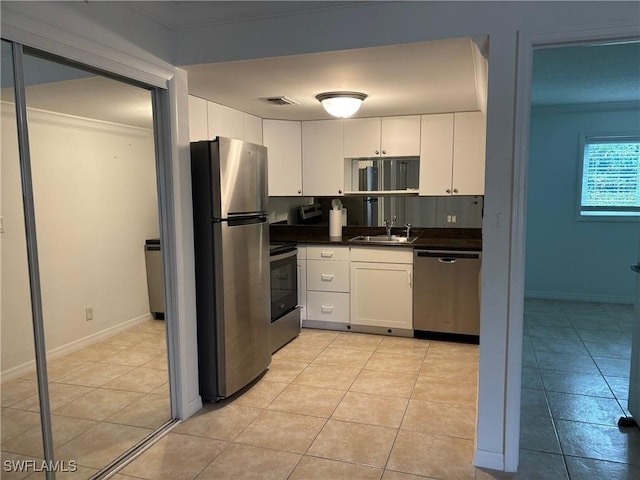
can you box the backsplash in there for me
[268,195,483,228]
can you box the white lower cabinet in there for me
[307,291,350,325]
[350,248,413,331]
[304,245,350,326]
[296,246,307,322]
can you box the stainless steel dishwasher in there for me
[413,249,481,336]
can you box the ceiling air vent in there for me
[262,96,300,106]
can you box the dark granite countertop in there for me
[270,224,482,251]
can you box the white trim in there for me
[474,449,504,472]
[1,101,153,138]
[509,23,640,473]
[525,290,634,305]
[0,313,153,382]
[1,6,172,88]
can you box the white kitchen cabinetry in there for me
[344,116,421,158]
[305,245,350,327]
[350,247,413,332]
[297,246,307,322]
[452,111,486,195]
[419,112,485,196]
[244,113,263,145]
[302,120,344,197]
[188,95,208,142]
[207,101,245,140]
[263,119,302,196]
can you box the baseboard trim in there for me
[525,290,634,305]
[0,313,154,382]
[474,449,504,471]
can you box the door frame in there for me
[507,23,640,471]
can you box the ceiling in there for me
[126,1,364,30]
[532,41,640,106]
[185,37,484,121]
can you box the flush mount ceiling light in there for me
[315,91,368,118]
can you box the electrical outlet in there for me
[85,306,94,321]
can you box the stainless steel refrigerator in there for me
[191,137,271,402]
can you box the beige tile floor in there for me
[120,330,481,480]
[1,319,170,478]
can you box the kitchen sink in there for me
[348,235,418,244]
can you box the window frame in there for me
[576,131,640,222]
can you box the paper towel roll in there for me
[329,210,342,238]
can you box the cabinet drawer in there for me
[350,246,413,264]
[307,260,349,292]
[307,291,350,324]
[306,245,349,261]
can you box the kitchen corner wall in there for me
[525,102,640,304]
[1,104,159,376]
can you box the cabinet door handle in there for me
[321,274,334,281]
[408,270,412,287]
[320,251,334,258]
[321,305,334,313]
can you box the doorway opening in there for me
[519,40,640,477]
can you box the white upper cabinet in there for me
[207,101,244,140]
[419,113,454,195]
[419,111,485,196]
[452,111,486,195]
[263,119,302,196]
[188,95,208,142]
[243,113,263,145]
[343,117,380,158]
[344,116,421,158]
[302,120,344,197]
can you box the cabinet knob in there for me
[382,150,386,155]
[375,150,380,155]
[297,190,302,194]
[446,189,451,194]
[338,189,342,194]
[453,188,459,194]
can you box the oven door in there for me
[270,247,298,322]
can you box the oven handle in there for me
[270,249,298,263]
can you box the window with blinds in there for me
[579,135,640,217]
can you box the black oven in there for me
[269,243,300,352]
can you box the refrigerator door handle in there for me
[226,214,267,226]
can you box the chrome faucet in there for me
[405,223,412,238]
[384,216,397,236]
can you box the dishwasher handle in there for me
[415,250,480,260]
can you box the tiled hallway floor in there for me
[1,319,170,478]
[508,299,640,480]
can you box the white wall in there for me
[526,103,639,304]
[1,104,159,376]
